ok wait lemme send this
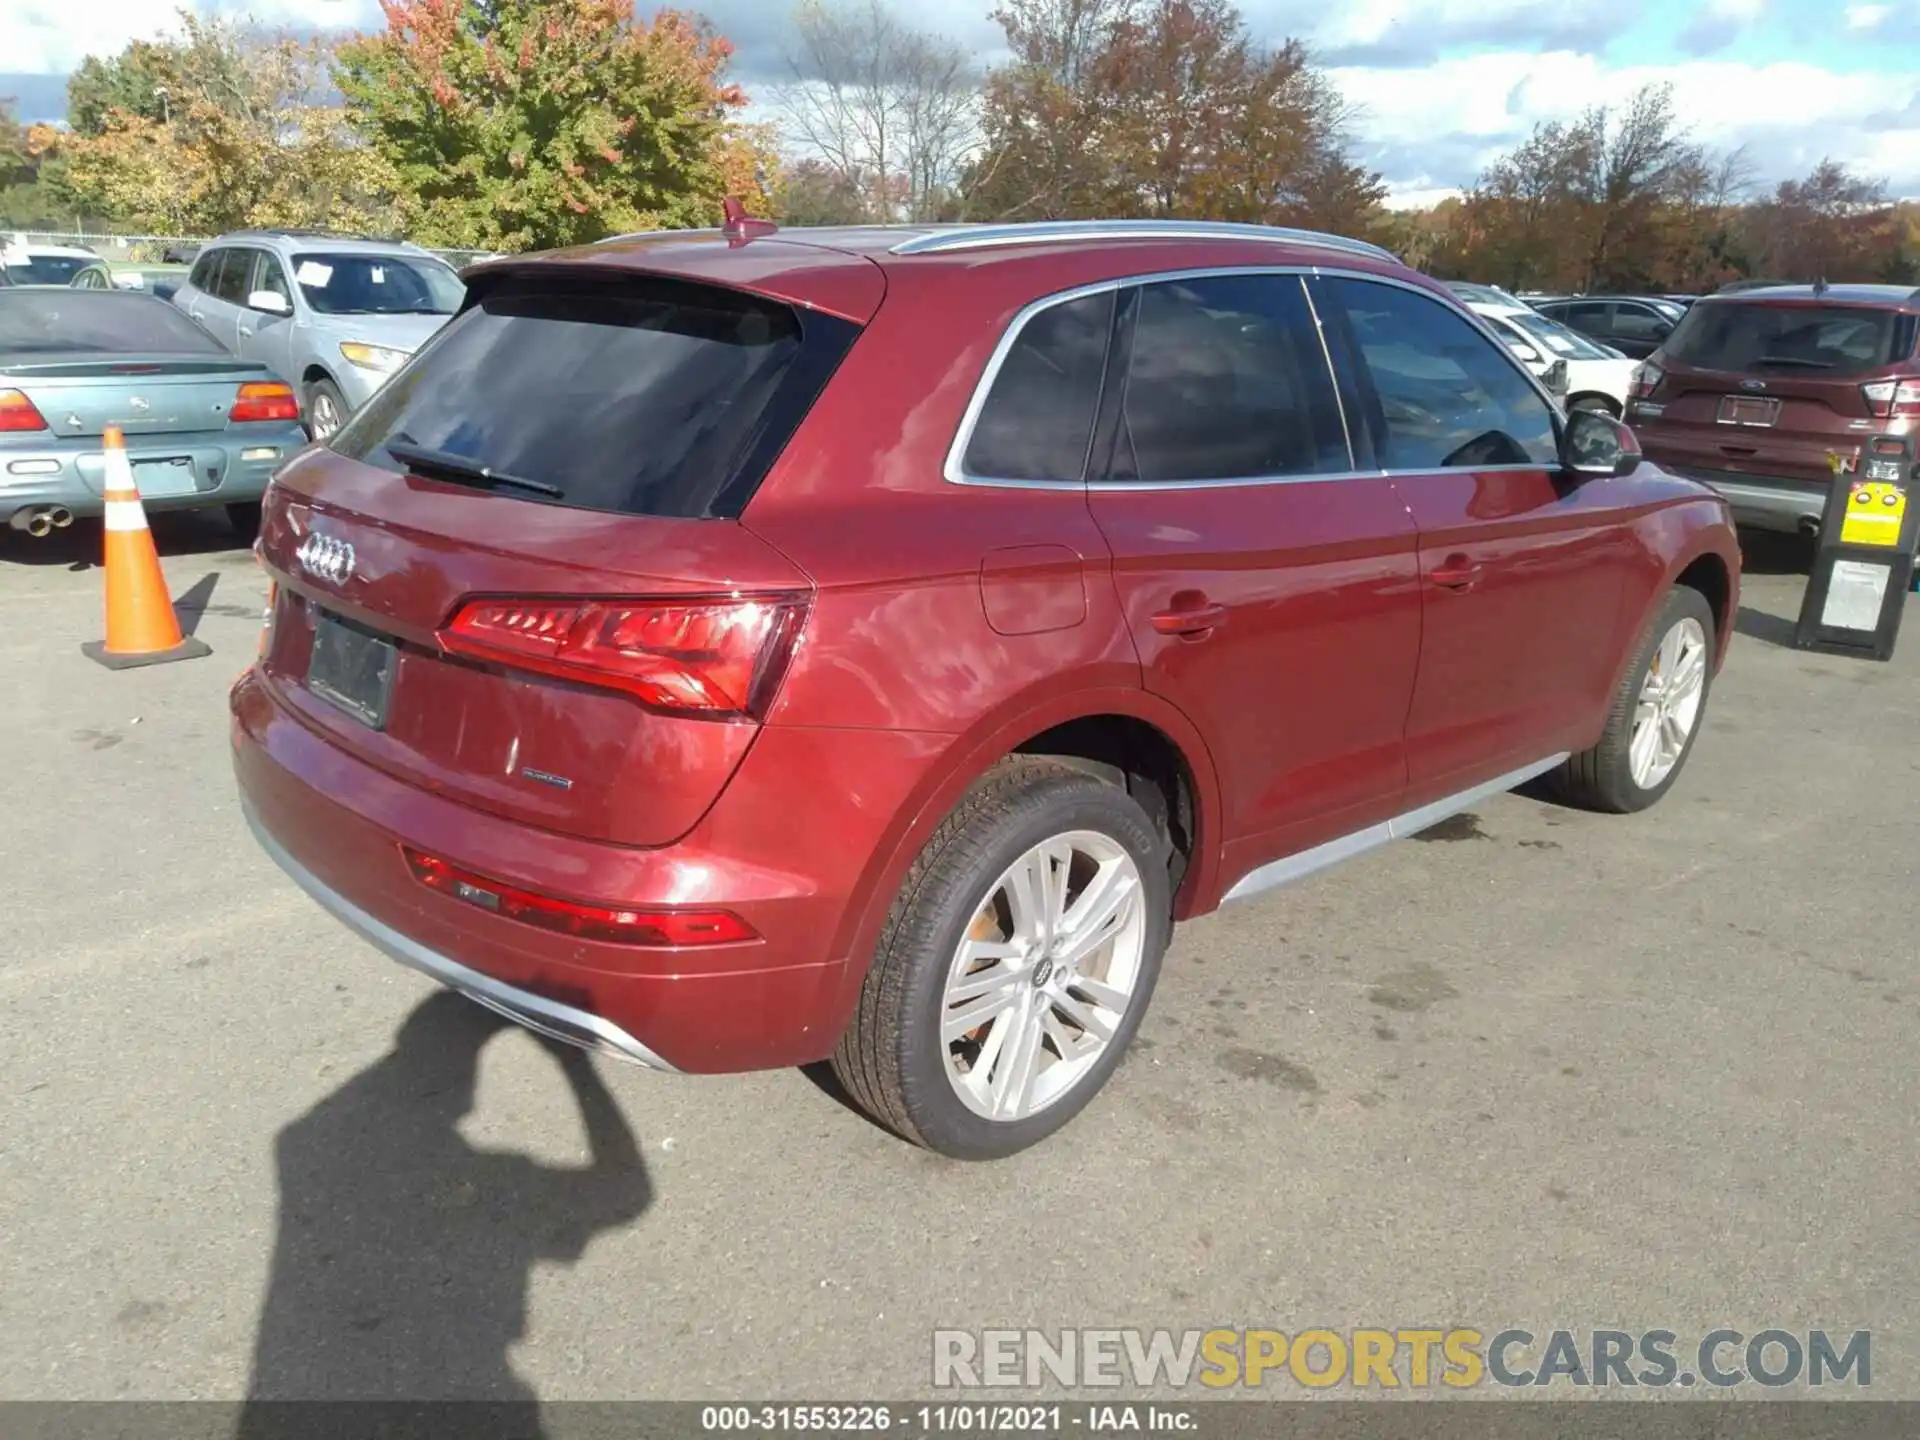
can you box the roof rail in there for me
[888,219,1398,262]
[594,227,723,245]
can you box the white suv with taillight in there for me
[1467,300,1641,415]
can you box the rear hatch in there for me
[0,287,279,439]
[2,355,274,439]
[1638,299,1920,487]
[257,257,875,848]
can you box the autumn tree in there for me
[776,0,979,223]
[965,0,1128,220]
[53,12,399,235]
[335,0,756,251]
[1742,160,1897,283]
[967,0,1380,231]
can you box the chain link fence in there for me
[6,229,496,267]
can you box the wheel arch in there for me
[819,687,1225,1031]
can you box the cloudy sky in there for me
[4,0,1918,206]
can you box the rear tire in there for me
[1553,586,1716,813]
[832,758,1172,1160]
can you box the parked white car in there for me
[1466,300,1640,415]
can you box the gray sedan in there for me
[0,289,309,539]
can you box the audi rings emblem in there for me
[295,533,356,586]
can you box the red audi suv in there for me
[232,218,1740,1158]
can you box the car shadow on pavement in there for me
[1736,527,1813,577]
[235,990,652,1437]
[1735,605,1800,649]
[0,510,252,569]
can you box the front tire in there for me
[304,378,348,441]
[832,759,1172,1160]
[1554,586,1716,813]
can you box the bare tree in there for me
[776,0,980,223]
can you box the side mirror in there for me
[1561,407,1642,479]
[248,290,292,316]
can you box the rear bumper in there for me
[0,429,308,520]
[245,803,678,1070]
[1658,465,1830,534]
[231,667,949,1073]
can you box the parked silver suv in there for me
[171,230,465,438]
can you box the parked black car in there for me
[1532,294,1688,359]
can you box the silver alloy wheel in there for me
[1630,615,1708,789]
[308,390,342,439]
[940,830,1148,1123]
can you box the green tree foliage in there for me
[334,0,754,251]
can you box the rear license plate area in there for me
[1717,395,1781,427]
[132,456,197,498]
[307,612,397,730]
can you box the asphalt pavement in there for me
[2,516,1916,1402]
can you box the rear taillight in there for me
[230,381,299,423]
[1861,379,1920,419]
[439,594,808,719]
[402,847,756,946]
[1630,362,1664,401]
[0,389,48,432]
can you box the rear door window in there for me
[1324,277,1559,471]
[961,291,1114,482]
[210,249,254,305]
[1612,304,1671,342]
[330,274,859,519]
[1665,302,1918,377]
[1108,273,1351,483]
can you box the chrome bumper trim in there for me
[243,803,679,1072]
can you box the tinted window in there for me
[1612,304,1670,340]
[211,249,254,304]
[1111,274,1349,483]
[332,275,858,519]
[1665,301,1917,377]
[5,254,92,285]
[188,251,217,291]
[962,291,1112,481]
[0,291,227,355]
[1326,277,1558,470]
[1562,302,1611,330]
[291,252,464,315]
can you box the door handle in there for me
[1151,601,1228,637]
[237,326,253,337]
[1430,555,1484,590]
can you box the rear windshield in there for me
[330,274,860,518]
[3,255,92,286]
[1665,301,1918,376]
[0,290,226,355]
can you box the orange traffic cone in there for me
[80,425,212,670]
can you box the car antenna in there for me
[722,196,778,246]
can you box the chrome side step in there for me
[1219,754,1569,906]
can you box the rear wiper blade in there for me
[384,440,563,498]
[1752,356,1835,369]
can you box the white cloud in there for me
[1845,3,1892,28]
[1336,50,1920,197]
[1,0,370,73]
